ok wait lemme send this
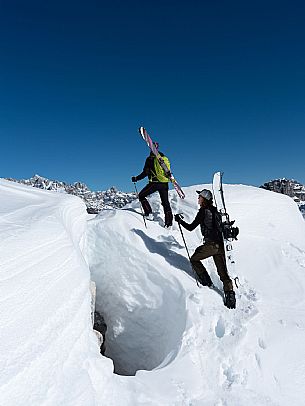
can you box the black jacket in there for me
[180,205,223,243]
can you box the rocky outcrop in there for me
[260,178,305,202]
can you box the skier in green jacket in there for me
[132,142,173,227]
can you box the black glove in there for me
[131,176,137,183]
[165,170,172,179]
[174,213,184,223]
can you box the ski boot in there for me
[224,290,236,309]
[197,271,212,288]
[164,211,173,227]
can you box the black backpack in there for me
[200,207,223,242]
[201,206,239,242]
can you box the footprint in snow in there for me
[258,338,267,349]
[188,293,201,304]
[215,317,226,338]
[222,364,240,388]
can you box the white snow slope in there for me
[1,179,305,406]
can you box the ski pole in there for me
[133,182,147,229]
[177,215,199,287]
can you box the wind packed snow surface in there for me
[0,179,107,406]
[1,179,305,405]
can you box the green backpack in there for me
[152,156,171,182]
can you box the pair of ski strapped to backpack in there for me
[137,127,239,290]
[139,127,185,199]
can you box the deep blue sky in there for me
[1,0,304,192]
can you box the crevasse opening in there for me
[86,212,187,376]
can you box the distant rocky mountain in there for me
[5,174,137,214]
[6,175,305,218]
[260,178,305,201]
[260,178,305,218]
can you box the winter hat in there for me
[196,189,213,201]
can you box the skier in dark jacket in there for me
[175,189,236,309]
[132,142,173,227]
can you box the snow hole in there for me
[93,264,187,376]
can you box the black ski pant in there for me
[190,241,233,292]
[138,182,172,216]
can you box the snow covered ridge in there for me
[2,179,305,405]
[5,174,137,213]
[260,178,305,219]
[0,179,99,405]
